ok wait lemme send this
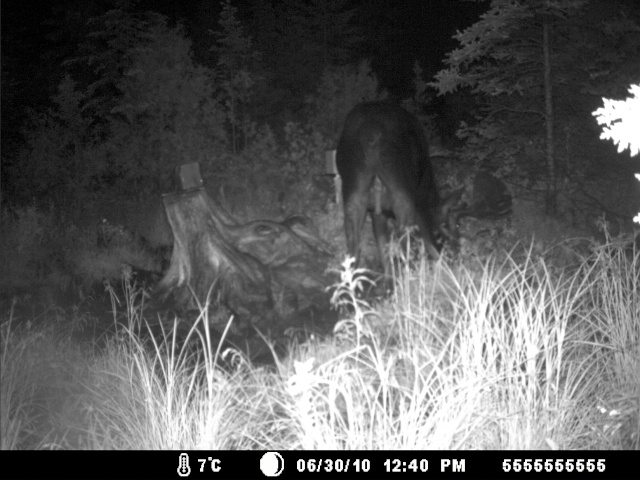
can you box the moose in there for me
[336,100,461,273]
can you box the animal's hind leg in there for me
[371,211,391,275]
[343,190,369,263]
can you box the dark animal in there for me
[336,100,460,272]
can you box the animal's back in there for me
[336,101,432,200]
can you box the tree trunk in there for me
[543,19,557,215]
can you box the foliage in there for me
[0,205,80,292]
[281,122,328,180]
[12,76,90,200]
[211,0,263,153]
[306,60,383,143]
[593,84,640,157]
[428,1,536,188]
[430,0,586,175]
[405,63,450,150]
[434,0,536,96]
[593,84,640,225]
[247,0,364,121]
[283,0,363,68]
[13,9,227,202]
[241,122,281,167]
[430,0,640,226]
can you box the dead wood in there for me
[153,187,332,327]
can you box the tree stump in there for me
[153,187,332,328]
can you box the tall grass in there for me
[1,303,38,449]
[0,301,93,449]
[1,238,637,449]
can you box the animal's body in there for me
[336,100,459,271]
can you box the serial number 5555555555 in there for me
[503,458,605,473]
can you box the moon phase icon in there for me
[260,452,284,477]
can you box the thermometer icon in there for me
[177,453,191,477]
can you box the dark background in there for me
[1,0,638,228]
[1,0,484,112]
[1,0,487,174]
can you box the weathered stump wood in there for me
[153,187,332,326]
